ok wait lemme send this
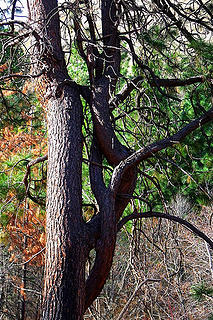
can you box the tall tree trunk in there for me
[42,84,88,320]
[28,0,91,317]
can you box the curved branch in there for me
[85,190,116,311]
[91,76,138,222]
[0,20,33,29]
[117,211,213,249]
[151,76,205,88]
[110,72,205,110]
[23,154,47,206]
[120,36,181,101]
[110,108,213,195]
[164,0,213,32]
[0,20,41,42]
[110,75,144,109]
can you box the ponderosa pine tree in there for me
[0,0,213,319]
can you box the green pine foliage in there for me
[190,282,213,301]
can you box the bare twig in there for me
[116,278,161,320]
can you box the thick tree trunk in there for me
[28,0,135,317]
[28,0,91,317]
[42,84,88,320]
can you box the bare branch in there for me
[151,76,205,88]
[0,70,46,81]
[152,0,195,42]
[116,278,161,320]
[17,247,46,266]
[23,154,47,205]
[26,154,48,168]
[110,75,143,109]
[120,36,181,101]
[117,211,213,249]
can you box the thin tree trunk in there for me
[20,235,27,320]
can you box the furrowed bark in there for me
[43,84,88,320]
[29,1,90,319]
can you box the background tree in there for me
[0,0,212,319]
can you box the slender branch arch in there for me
[117,211,213,249]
